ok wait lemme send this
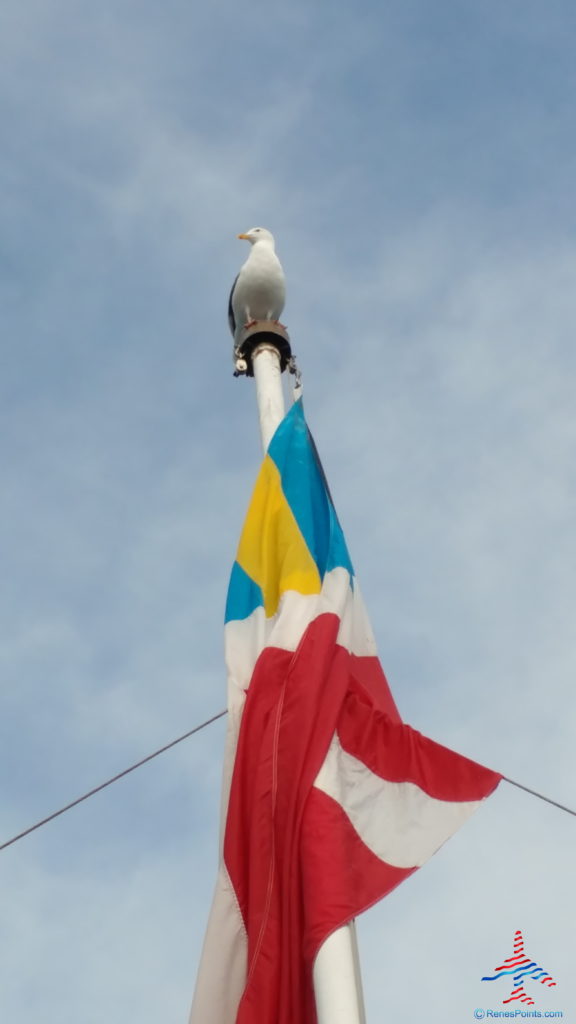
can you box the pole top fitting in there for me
[233,321,292,378]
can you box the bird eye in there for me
[254,228,261,233]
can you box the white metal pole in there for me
[252,343,285,451]
[313,921,366,1024]
[251,339,366,1024]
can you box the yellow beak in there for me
[237,233,250,240]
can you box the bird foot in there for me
[242,318,287,331]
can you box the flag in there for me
[190,399,501,1024]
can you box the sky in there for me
[1,0,575,1021]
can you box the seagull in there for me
[228,227,286,344]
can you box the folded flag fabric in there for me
[190,399,501,1024]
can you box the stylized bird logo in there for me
[481,930,557,1006]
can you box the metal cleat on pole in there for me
[233,320,292,377]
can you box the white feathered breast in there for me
[229,242,286,339]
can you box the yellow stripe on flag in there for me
[236,455,321,617]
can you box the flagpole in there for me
[240,324,367,1024]
[252,341,286,450]
[314,922,366,1024]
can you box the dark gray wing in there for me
[228,273,239,336]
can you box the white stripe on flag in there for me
[314,734,482,869]
[189,863,247,1024]
[225,569,377,695]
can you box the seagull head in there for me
[237,226,276,247]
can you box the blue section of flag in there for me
[225,561,263,623]
[268,400,354,580]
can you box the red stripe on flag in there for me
[338,683,501,801]
[225,614,351,1024]
[347,651,401,723]
[301,787,416,965]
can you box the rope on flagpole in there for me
[502,775,576,817]
[0,710,227,853]
[1,713,575,855]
